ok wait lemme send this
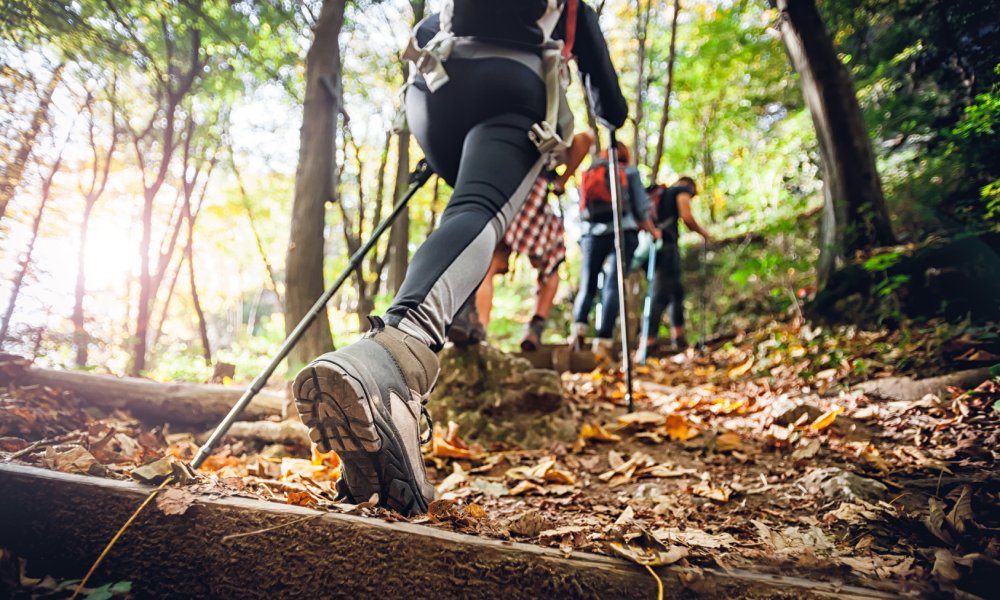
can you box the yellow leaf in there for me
[665,414,695,441]
[432,421,474,459]
[579,423,622,443]
[727,357,754,379]
[808,407,844,432]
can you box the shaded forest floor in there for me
[2,317,999,598]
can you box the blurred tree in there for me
[770,0,895,285]
[285,0,347,370]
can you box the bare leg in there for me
[534,271,560,319]
[475,248,509,328]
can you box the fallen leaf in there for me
[609,541,688,566]
[715,432,743,453]
[791,438,821,460]
[727,356,754,379]
[579,423,622,443]
[286,491,313,506]
[471,478,509,497]
[506,509,552,537]
[436,463,468,495]
[508,480,540,496]
[808,407,844,432]
[924,497,954,545]
[691,482,730,502]
[155,487,197,516]
[945,485,974,535]
[432,421,474,459]
[664,413,695,441]
[931,549,961,582]
[653,527,738,549]
[616,411,666,430]
[43,446,106,477]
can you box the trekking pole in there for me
[605,129,635,413]
[699,237,708,352]
[191,159,433,469]
[636,233,657,365]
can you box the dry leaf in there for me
[156,487,197,516]
[616,411,666,430]
[579,423,622,443]
[432,421,474,459]
[715,432,743,452]
[286,491,313,506]
[691,482,730,502]
[436,463,468,495]
[508,480,540,496]
[924,497,954,545]
[506,509,552,537]
[609,541,688,566]
[727,356,754,379]
[931,549,961,582]
[665,413,695,441]
[43,446,106,477]
[808,407,844,432]
[945,485,974,535]
[792,438,821,460]
[654,527,738,549]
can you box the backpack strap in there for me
[562,0,578,60]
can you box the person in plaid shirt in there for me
[450,130,594,351]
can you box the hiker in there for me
[293,1,627,515]
[643,176,710,352]
[454,130,595,351]
[569,143,657,358]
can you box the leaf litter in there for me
[2,319,999,596]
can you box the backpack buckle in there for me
[529,122,562,154]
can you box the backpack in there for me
[405,1,579,154]
[579,159,630,224]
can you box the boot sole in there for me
[293,358,429,516]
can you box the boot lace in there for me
[419,404,434,445]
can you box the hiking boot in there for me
[568,322,589,351]
[671,336,690,352]
[592,337,615,363]
[447,301,486,347]
[293,317,438,516]
[520,315,546,352]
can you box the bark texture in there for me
[0,463,902,599]
[771,0,896,284]
[0,362,284,426]
[284,0,346,370]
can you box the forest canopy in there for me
[0,0,997,378]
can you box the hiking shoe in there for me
[447,301,486,347]
[671,336,690,352]
[568,322,589,351]
[293,317,439,516]
[592,337,615,363]
[520,315,546,352]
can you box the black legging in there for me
[383,58,547,351]
[646,242,685,337]
[572,230,639,339]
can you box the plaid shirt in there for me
[502,177,566,282]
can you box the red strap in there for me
[562,0,579,59]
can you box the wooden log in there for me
[0,463,906,599]
[854,367,992,403]
[0,361,286,427]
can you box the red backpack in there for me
[579,159,629,223]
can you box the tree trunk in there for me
[771,0,896,285]
[131,190,155,376]
[72,200,96,366]
[632,0,653,166]
[649,0,681,179]
[0,364,284,426]
[0,155,62,347]
[386,0,426,295]
[284,0,346,370]
[0,63,64,223]
[185,208,211,366]
[387,132,411,293]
